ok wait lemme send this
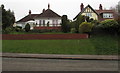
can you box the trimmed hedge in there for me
[99,19,119,34]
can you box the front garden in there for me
[2,15,120,55]
[2,33,119,55]
[1,4,120,55]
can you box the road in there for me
[2,58,118,71]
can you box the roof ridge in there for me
[17,8,61,23]
[73,4,98,20]
[17,14,39,23]
[35,8,61,18]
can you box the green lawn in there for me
[2,34,119,55]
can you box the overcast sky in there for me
[0,0,120,21]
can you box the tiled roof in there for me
[17,14,38,23]
[96,10,114,14]
[36,9,61,18]
[17,9,61,23]
[95,10,115,21]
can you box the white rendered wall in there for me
[16,22,25,29]
[35,18,61,27]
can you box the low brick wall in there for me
[2,34,88,40]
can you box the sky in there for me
[0,0,120,21]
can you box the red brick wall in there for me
[2,34,88,40]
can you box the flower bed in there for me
[2,34,88,40]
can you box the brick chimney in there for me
[42,9,45,13]
[29,10,31,15]
[99,4,103,10]
[80,3,84,11]
[48,3,50,9]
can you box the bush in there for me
[39,29,50,33]
[100,19,118,28]
[91,20,100,26]
[79,22,93,33]
[70,28,76,33]
[25,23,30,32]
[15,26,22,32]
[75,15,85,33]
[2,26,14,34]
[61,15,70,33]
[100,19,119,34]
[115,15,120,33]
[38,29,60,33]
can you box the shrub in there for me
[91,20,100,26]
[15,26,22,32]
[115,15,120,33]
[61,15,70,33]
[100,19,119,34]
[38,29,60,33]
[100,19,118,28]
[75,15,85,33]
[25,23,30,32]
[2,26,14,34]
[70,28,76,33]
[79,22,93,33]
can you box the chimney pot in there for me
[42,9,45,13]
[80,3,84,11]
[48,3,50,9]
[29,10,31,15]
[99,4,103,10]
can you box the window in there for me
[52,20,55,26]
[88,8,90,12]
[86,13,92,17]
[39,20,41,26]
[41,20,43,24]
[52,20,54,24]
[56,20,58,25]
[43,20,45,26]
[103,13,113,18]
[35,20,39,25]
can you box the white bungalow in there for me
[16,4,61,30]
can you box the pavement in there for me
[1,53,119,60]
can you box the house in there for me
[96,4,115,21]
[16,11,37,29]
[74,3,98,20]
[74,3,115,21]
[16,4,61,30]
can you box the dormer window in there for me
[103,13,113,18]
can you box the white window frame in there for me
[103,13,113,18]
[86,13,92,17]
